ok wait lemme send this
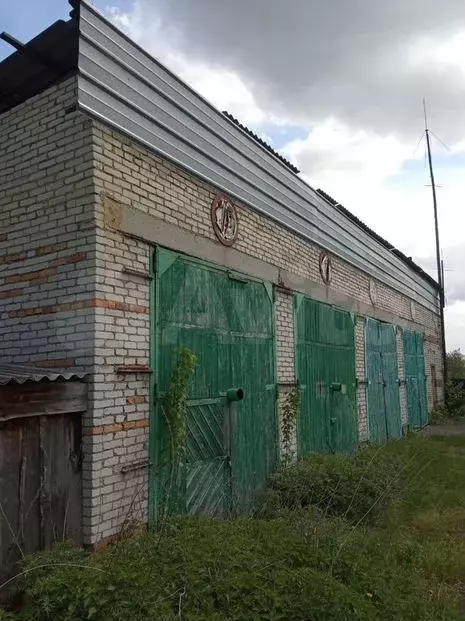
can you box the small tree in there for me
[447,349,465,380]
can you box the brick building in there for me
[0,1,444,545]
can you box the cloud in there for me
[445,301,465,351]
[106,3,272,126]
[419,245,465,306]
[108,0,465,144]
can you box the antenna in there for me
[423,98,447,387]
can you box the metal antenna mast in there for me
[423,98,447,388]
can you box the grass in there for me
[4,434,465,620]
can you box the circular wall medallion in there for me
[319,252,332,285]
[369,278,378,306]
[410,300,416,321]
[211,194,238,246]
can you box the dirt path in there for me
[421,418,465,437]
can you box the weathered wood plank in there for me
[0,381,87,420]
[0,412,83,583]
[41,414,82,548]
[0,417,41,583]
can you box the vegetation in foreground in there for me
[3,434,465,620]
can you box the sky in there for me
[1,0,464,351]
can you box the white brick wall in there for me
[276,290,295,384]
[0,77,96,374]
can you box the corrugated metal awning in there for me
[0,364,87,385]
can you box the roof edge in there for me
[316,189,440,291]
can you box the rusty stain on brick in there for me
[0,252,27,265]
[49,252,87,267]
[7,267,57,284]
[94,299,149,314]
[115,365,152,374]
[35,243,66,256]
[8,298,149,319]
[126,396,146,405]
[31,359,76,368]
[83,419,149,436]
[0,288,22,299]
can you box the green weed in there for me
[6,435,465,620]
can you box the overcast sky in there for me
[2,0,464,350]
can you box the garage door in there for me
[365,319,402,443]
[150,249,277,523]
[404,330,428,429]
[296,296,357,455]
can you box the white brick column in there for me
[355,316,368,442]
[275,289,297,463]
[396,327,408,429]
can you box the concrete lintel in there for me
[120,204,278,285]
[118,204,431,332]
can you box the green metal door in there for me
[150,249,277,523]
[404,331,428,429]
[365,319,402,443]
[296,296,357,455]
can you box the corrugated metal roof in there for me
[0,364,87,385]
[222,111,300,174]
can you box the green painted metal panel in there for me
[296,297,357,455]
[150,248,277,523]
[365,319,402,443]
[404,330,428,429]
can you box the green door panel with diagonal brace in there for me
[150,248,277,524]
[296,297,357,455]
[365,319,402,443]
[404,330,428,429]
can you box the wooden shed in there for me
[0,365,87,585]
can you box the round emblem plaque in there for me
[319,252,332,285]
[211,194,238,246]
[369,278,378,306]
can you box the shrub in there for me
[430,404,449,425]
[13,511,459,621]
[269,448,405,523]
[13,519,378,621]
[446,381,465,417]
[8,436,465,621]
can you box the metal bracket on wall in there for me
[121,458,150,474]
[121,267,152,280]
[115,365,153,374]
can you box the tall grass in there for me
[4,435,465,620]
